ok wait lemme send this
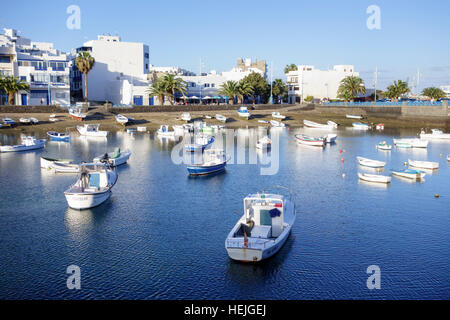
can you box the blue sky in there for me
[1,0,450,90]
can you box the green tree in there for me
[284,64,298,74]
[422,87,446,100]
[271,79,287,104]
[337,76,366,102]
[385,80,410,101]
[160,74,187,105]
[0,76,30,105]
[75,51,95,102]
[147,78,166,105]
[218,80,239,104]
[240,72,269,104]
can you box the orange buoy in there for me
[341,157,344,163]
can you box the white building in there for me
[0,28,70,106]
[286,65,359,103]
[440,85,450,98]
[73,34,150,105]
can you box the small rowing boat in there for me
[358,173,391,184]
[346,114,364,119]
[237,106,251,118]
[115,114,129,125]
[272,112,286,120]
[408,159,439,170]
[377,141,392,151]
[47,131,70,142]
[40,157,73,169]
[215,114,227,123]
[270,120,285,127]
[391,169,426,180]
[357,156,386,168]
[294,134,325,147]
[352,122,370,130]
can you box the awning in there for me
[202,96,213,99]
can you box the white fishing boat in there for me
[325,133,337,144]
[352,122,370,130]
[2,118,16,126]
[0,136,46,153]
[394,138,428,148]
[215,114,227,123]
[377,141,392,150]
[52,162,80,173]
[19,117,31,125]
[271,112,286,120]
[40,156,73,169]
[225,191,296,262]
[358,173,391,184]
[68,108,87,121]
[303,119,335,129]
[237,106,251,118]
[115,114,129,125]
[391,169,426,180]
[346,114,364,119]
[408,159,439,170]
[47,131,70,141]
[29,117,39,124]
[295,134,325,147]
[77,124,108,137]
[64,163,118,210]
[93,148,131,167]
[419,129,450,140]
[181,113,191,122]
[357,156,386,168]
[256,136,271,150]
[156,125,175,137]
[185,135,214,152]
[270,120,285,127]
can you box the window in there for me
[190,82,196,87]
[144,53,149,59]
[204,83,210,88]
[0,56,10,63]
[211,84,215,88]
[55,92,66,99]
[20,76,26,81]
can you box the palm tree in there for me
[237,81,254,104]
[75,51,95,102]
[161,74,187,105]
[385,80,410,101]
[271,79,287,104]
[218,81,239,104]
[337,76,366,102]
[422,87,445,101]
[284,64,298,74]
[147,78,166,105]
[0,76,30,105]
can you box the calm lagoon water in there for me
[0,127,449,299]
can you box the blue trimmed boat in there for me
[391,169,426,180]
[185,135,214,152]
[47,131,70,142]
[186,149,229,175]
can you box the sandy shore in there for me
[0,107,448,135]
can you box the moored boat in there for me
[64,163,118,210]
[346,114,364,119]
[377,141,392,150]
[185,135,214,152]
[358,173,391,184]
[29,117,39,124]
[93,148,131,167]
[394,138,428,148]
[40,156,73,169]
[303,119,335,129]
[225,191,296,262]
[77,124,108,137]
[294,134,325,147]
[272,112,286,120]
[2,118,16,126]
[215,114,227,123]
[357,156,386,168]
[156,125,175,137]
[0,136,46,153]
[115,114,129,125]
[419,129,450,140]
[47,131,70,142]
[237,106,251,118]
[19,117,31,125]
[408,159,439,170]
[68,108,87,121]
[186,149,229,175]
[391,169,426,180]
[376,123,384,130]
[352,122,370,130]
[270,120,285,127]
[52,162,80,173]
[181,113,191,122]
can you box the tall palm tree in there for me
[147,78,166,105]
[75,51,95,102]
[161,74,187,105]
[271,79,287,104]
[237,81,254,104]
[337,76,366,102]
[218,80,239,104]
[422,87,445,101]
[385,80,410,101]
[0,76,30,105]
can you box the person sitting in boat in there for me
[100,153,110,163]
